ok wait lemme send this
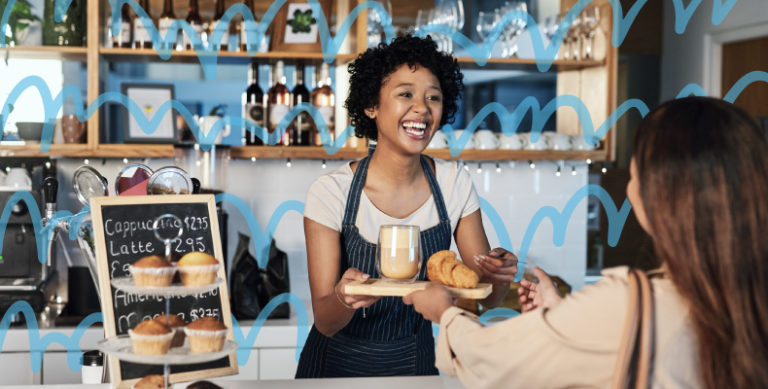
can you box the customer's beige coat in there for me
[436,266,701,389]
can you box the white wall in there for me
[53,156,588,304]
[660,0,768,101]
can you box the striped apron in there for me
[296,146,451,378]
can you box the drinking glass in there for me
[376,225,422,283]
[564,11,582,60]
[583,6,600,59]
[505,2,527,58]
[476,11,495,41]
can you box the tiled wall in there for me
[53,156,588,303]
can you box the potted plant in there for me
[0,0,42,46]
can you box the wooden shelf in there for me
[454,56,605,71]
[0,144,91,157]
[99,48,358,64]
[0,45,88,61]
[0,143,605,161]
[230,146,606,161]
[91,144,176,158]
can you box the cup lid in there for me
[81,350,104,366]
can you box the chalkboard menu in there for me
[91,195,237,389]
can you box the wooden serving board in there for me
[345,279,492,299]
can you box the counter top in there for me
[2,303,314,352]
[2,376,464,389]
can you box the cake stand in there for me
[98,214,233,389]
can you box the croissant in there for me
[427,250,480,289]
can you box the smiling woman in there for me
[296,35,519,379]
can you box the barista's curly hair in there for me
[345,34,464,141]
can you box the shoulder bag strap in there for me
[611,269,655,389]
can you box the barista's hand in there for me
[403,282,453,324]
[336,268,381,309]
[517,267,562,313]
[474,247,519,286]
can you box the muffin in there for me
[184,317,228,353]
[187,381,222,389]
[133,375,169,389]
[128,320,175,355]
[129,255,176,287]
[177,252,221,286]
[153,314,187,348]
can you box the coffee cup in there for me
[427,131,448,149]
[5,167,31,188]
[498,133,528,150]
[571,134,600,151]
[199,116,231,145]
[450,130,475,150]
[376,225,421,283]
[521,133,550,150]
[545,133,572,150]
[473,130,501,150]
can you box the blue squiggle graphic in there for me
[4,70,767,157]
[0,190,90,264]
[478,308,520,324]
[215,194,304,268]
[479,197,514,253]
[230,293,309,364]
[1,0,740,73]
[0,77,350,153]
[0,301,103,372]
[517,185,631,267]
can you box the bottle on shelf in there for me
[111,2,133,48]
[184,0,204,50]
[310,63,335,147]
[267,61,292,146]
[243,61,265,146]
[133,0,153,49]
[210,0,236,51]
[292,64,312,146]
[240,0,259,52]
[158,0,177,51]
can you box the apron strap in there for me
[420,155,451,222]
[342,155,370,227]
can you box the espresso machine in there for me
[0,178,58,323]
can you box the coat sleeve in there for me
[435,268,632,389]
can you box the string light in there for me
[556,166,561,176]
[84,159,89,165]
[123,158,128,164]
[529,161,535,169]
[477,163,482,174]
[496,163,501,173]
[287,158,292,168]
[463,161,469,171]
[572,166,577,175]
[45,162,51,169]
[602,167,607,174]
[586,158,592,164]
[5,167,9,172]
[251,157,256,162]
[322,159,327,169]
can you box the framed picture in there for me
[271,0,333,52]
[121,83,178,144]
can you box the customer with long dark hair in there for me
[404,97,768,388]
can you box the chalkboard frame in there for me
[90,195,238,388]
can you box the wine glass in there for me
[376,225,422,283]
[506,1,527,58]
[583,6,600,59]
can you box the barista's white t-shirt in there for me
[304,158,481,243]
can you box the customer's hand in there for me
[517,267,562,313]
[337,268,381,309]
[474,247,519,286]
[403,282,454,324]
